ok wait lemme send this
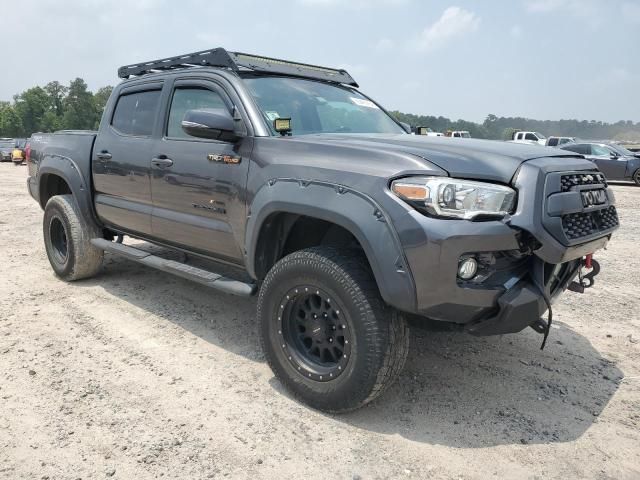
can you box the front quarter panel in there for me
[246,179,418,313]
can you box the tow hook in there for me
[568,254,601,293]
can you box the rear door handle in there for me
[151,157,174,168]
[96,151,112,161]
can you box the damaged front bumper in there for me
[394,160,618,338]
[464,257,584,337]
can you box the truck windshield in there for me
[243,76,404,135]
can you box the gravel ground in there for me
[1,163,639,480]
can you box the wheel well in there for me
[39,174,72,208]
[254,213,367,280]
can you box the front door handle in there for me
[151,157,174,168]
[96,151,112,161]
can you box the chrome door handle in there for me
[151,157,174,168]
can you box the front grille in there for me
[562,206,618,240]
[560,172,606,192]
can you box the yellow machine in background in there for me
[11,139,27,165]
[12,147,24,165]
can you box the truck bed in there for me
[27,131,97,207]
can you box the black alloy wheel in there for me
[279,286,351,382]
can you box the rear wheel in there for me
[633,169,640,186]
[257,246,409,413]
[43,195,103,281]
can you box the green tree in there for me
[62,78,96,130]
[44,81,68,117]
[0,104,25,137]
[13,86,50,135]
[40,110,64,132]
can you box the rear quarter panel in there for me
[28,132,97,220]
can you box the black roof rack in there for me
[117,48,359,87]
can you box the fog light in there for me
[458,257,478,280]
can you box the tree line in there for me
[0,79,113,138]
[390,111,640,141]
[2,78,639,142]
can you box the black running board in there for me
[91,238,256,297]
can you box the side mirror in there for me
[610,152,619,159]
[181,108,241,142]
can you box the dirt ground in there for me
[0,162,638,480]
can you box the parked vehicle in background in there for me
[0,138,16,162]
[511,131,546,145]
[12,138,27,165]
[560,141,640,185]
[546,136,575,147]
[25,48,619,413]
[414,126,444,136]
[446,130,471,138]
[617,142,640,155]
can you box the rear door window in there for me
[111,90,161,136]
[548,138,558,146]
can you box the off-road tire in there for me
[43,194,103,281]
[257,246,409,413]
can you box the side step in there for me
[91,238,256,297]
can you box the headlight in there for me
[391,176,516,219]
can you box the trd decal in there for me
[207,154,241,164]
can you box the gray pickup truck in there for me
[27,49,618,412]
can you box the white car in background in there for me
[511,131,546,145]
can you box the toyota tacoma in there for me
[26,48,619,412]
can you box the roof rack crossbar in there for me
[117,48,236,79]
[117,48,358,87]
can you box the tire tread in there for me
[43,195,103,281]
[258,246,409,412]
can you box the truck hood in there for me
[285,134,583,183]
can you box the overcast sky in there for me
[1,0,639,123]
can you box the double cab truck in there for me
[27,49,619,412]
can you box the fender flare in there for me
[245,178,417,313]
[38,154,100,225]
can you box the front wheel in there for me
[257,246,409,413]
[43,195,104,281]
[633,169,640,186]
